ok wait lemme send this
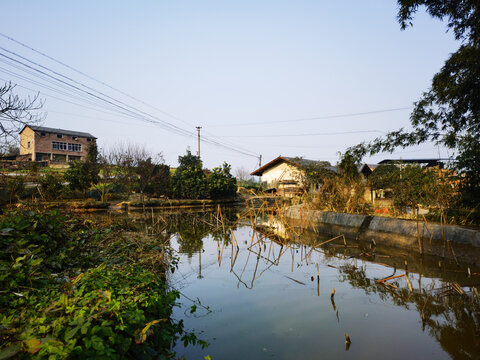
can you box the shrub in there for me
[207,162,237,199]
[172,151,208,199]
[1,265,198,359]
[0,210,208,359]
[39,172,65,201]
[5,176,25,203]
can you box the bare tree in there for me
[235,166,251,181]
[0,82,45,150]
[103,142,164,199]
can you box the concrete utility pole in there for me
[259,154,262,183]
[196,126,202,158]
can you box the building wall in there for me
[19,126,35,159]
[262,162,302,186]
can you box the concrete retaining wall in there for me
[284,205,480,264]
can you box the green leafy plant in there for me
[172,151,208,199]
[207,162,237,199]
[0,209,209,359]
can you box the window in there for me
[27,141,31,149]
[52,141,67,150]
[40,132,46,137]
[72,136,78,140]
[57,134,63,139]
[87,138,92,142]
[68,143,82,152]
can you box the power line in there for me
[220,130,387,138]
[0,51,195,138]
[0,32,194,128]
[208,107,412,127]
[0,48,258,158]
[0,75,142,120]
[0,64,139,120]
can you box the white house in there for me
[250,156,336,195]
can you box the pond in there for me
[109,207,480,359]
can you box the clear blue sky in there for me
[1,1,459,172]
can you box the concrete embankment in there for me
[284,205,480,265]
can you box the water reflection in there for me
[100,208,480,359]
[338,263,480,359]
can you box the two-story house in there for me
[19,125,96,162]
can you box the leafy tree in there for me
[145,163,171,197]
[172,151,207,199]
[456,135,480,206]
[136,157,157,203]
[38,171,64,201]
[64,162,89,193]
[389,164,434,213]
[369,164,400,191]
[207,162,237,199]
[64,143,99,194]
[136,158,171,201]
[338,152,360,184]
[347,0,480,205]
[294,158,334,192]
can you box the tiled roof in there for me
[22,125,96,139]
[251,156,337,176]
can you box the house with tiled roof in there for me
[19,125,96,163]
[250,156,337,195]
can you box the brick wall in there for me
[34,131,91,161]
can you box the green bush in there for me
[173,151,237,200]
[207,162,237,199]
[5,176,25,203]
[172,151,208,199]
[39,172,65,201]
[0,210,208,359]
[1,265,199,359]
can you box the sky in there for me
[1,1,460,174]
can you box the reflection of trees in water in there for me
[338,264,480,359]
[163,208,239,258]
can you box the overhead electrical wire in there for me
[0,68,258,158]
[0,75,141,120]
[0,46,198,134]
[0,32,193,128]
[0,33,421,159]
[208,107,412,127]
[0,36,259,157]
[0,44,258,158]
[220,130,387,138]
[0,32,414,159]
[0,64,139,120]
[0,51,193,137]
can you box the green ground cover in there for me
[0,209,207,359]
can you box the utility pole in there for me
[196,126,202,158]
[259,154,262,183]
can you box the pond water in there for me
[100,208,480,359]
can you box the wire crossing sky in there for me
[1,1,459,171]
